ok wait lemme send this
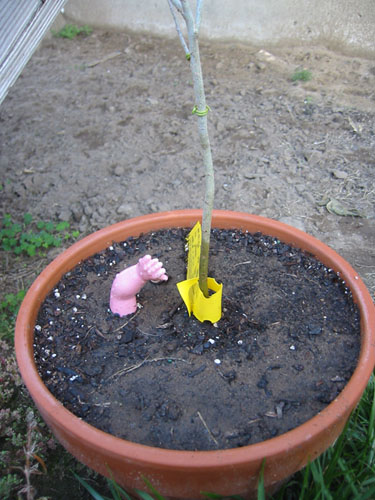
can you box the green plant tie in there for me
[186,53,191,61]
[192,105,210,117]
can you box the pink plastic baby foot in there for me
[110,255,168,317]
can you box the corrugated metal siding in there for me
[0,0,69,105]
[0,0,40,60]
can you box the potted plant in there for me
[15,1,375,499]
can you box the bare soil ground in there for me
[1,29,375,297]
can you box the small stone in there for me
[117,203,133,216]
[223,370,236,382]
[256,49,276,63]
[292,364,304,371]
[290,345,296,350]
[214,359,221,365]
[166,343,175,353]
[256,61,266,71]
[82,364,103,376]
[308,324,322,335]
[114,165,126,176]
[71,203,84,222]
[121,329,134,344]
[332,169,348,180]
[147,97,158,106]
[192,344,204,355]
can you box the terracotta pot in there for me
[15,210,375,499]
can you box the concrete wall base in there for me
[62,0,375,56]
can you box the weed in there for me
[0,473,22,500]
[0,341,56,499]
[0,290,26,340]
[0,213,79,257]
[0,340,23,407]
[291,68,312,82]
[53,24,93,39]
[16,411,48,500]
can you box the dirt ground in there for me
[1,28,374,297]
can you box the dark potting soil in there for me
[34,228,360,451]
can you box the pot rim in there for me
[15,209,375,470]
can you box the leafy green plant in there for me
[0,213,79,257]
[0,290,26,340]
[53,24,93,39]
[0,473,22,500]
[291,68,312,82]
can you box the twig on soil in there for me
[107,356,189,381]
[77,395,110,407]
[86,51,122,68]
[248,418,261,425]
[285,102,295,121]
[348,116,362,135]
[137,327,161,337]
[197,410,219,447]
[169,301,184,317]
[234,260,252,267]
[94,327,106,339]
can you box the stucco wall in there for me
[63,0,375,55]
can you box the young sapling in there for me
[167,0,214,298]
[109,0,219,319]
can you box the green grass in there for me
[273,374,375,499]
[0,213,79,257]
[71,375,375,499]
[291,69,312,82]
[52,24,93,39]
